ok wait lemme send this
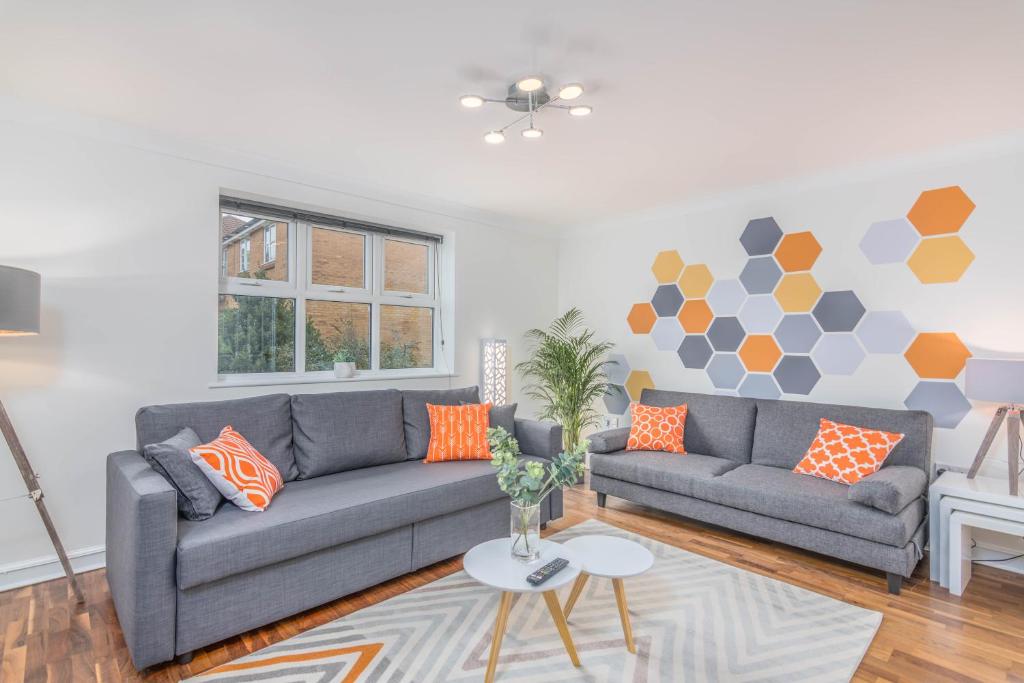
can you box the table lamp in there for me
[0,265,84,602]
[965,358,1024,496]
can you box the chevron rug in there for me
[186,519,881,682]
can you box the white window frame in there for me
[239,237,251,273]
[263,224,277,264]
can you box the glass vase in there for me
[510,501,541,563]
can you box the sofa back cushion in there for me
[291,389,407,478]
[136,393,297,481]
[639,389,757,463]
[751,398,933,472]
[401,386,480,459]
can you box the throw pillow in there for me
[793,418,905,485]
[463,401,517,436]
[626,403,687,453]
[424,402,493,462]
[143,427,223,521]
[189,425,284,511]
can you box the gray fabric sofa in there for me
[106,386,563,670]
[588,389,931,594]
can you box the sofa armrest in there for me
[588,427,630,454]
[848,466,928,515]
[106,450,179,669]
[514,419,563,460]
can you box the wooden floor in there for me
[4,484,1024,682]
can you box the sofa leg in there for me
[540,522,547,530]
[886,573,902,595]
[596,492,607,508]
[176,652,194,665]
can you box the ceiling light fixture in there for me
[458,77,593,144]
[568,105,592,117]
[483,130,506,144]
[558,83,584,100]
[459,95,485,108]
[521,127,543,139]
[515,76,544,92]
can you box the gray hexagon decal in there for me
[651,316,685,351]
[774,314,822,353]
[773,355,821,395]
[678,335,714,369]
[707,353,746,389]
[603,353,631,385]
[812,333,866,375]
[856,310,915,354]
[738,373,781,399]
[860,218,920,265]
[739,256,783,294]
[707,278,747,316]
[707,316,746,352]
[904,381,971,429]
[740,217,783,256]
[603,384,629,414]
[812,290,866,332]
[651,284,684,317]
[738,295,784,334]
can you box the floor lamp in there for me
[0,265,84,603]
[965,358,1024,496]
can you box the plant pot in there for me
[333,362,356,379]
[510,501,541,563]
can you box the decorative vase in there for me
[333,362,356,379]
[510,501,541,563]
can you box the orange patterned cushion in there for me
[189,426,283,511]
[793,418,905,485]
[626,403,687,453]
[424,403,493,462]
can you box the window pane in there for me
[311,227,365,288]
[218,295,295,373]
[221,213,289,281]
[305,300,371,371]
[380,305,433,369]
[384,239,429,294]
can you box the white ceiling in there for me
[2,1,1022,229]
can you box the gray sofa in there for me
[106,386,563,670]
[588,389,931,594]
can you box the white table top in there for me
[932,472,1024,507]
[563,535,655,578]
[463,539,582,593]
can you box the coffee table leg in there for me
[563,572,589,619]
[543,590,581,667]
[612,578,636,654]
[485,592,514,683]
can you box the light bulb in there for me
[568,105,592,117]
[521,127,543,139]
[516,76,544,92]
[484,130,506,144]
[558,83,584,100]
[459,95,484,108]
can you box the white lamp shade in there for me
[965,358,1024,404]
[0,265,40,335]
[480,338,509,406]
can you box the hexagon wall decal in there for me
[603,353,631,385]
[603,384,630,414]
[740,256,783,294]
[740,217,783,256]
[707,353,746,389]
[859,218,920,265]
[627,303,657,334]
[651,284,685,316]
[907,236,975,284]
[739,295,784,334]
[774,355,821,395]
[678,335,714,369]
[774,273,822,313]
[907,186,975,236]
[856,311,915,354]
[904,381,971,428]
[678,264,714,298]
[812,333,866,375]
[738,335,782,373]
[678,299,714,333]
[904,332,971,379]
[707,279,746,316]
[651,250,685,283]
[651,316,686,351]
[738,373,781,399]
[707,316,747,352]
[625,370,655,401]
[774,231,822,272]
[774,314,822,353]
[812,290,866,332]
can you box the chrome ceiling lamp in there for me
[460,76,592,144]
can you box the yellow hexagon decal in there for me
[678,264,714,298]
[625,370,655,401]
[651,251,685,284]
[907,236,975,284]
[773,273,822,312]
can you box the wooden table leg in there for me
[563,572,589,619]
[485,592,514,683]
[612,578,636,654]
[543,591,581,667]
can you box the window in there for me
[217,202,447,381]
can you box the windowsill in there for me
[209,371,456,389]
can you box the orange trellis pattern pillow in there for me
[424,402,493,462]
[626,403,688,453]
[189,426,283,511]
[793,418,905,485]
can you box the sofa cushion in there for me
[136,394,297,481]
[401,386,480,459]
[291,389,407,478]
[848,466,928,515]
[640,389,756,463]
[590,451,740,498]
[142,427,223,521]
[696,464,924,547]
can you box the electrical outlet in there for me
[600,414,620,429]
[932,462,969,480]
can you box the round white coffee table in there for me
[562,535,654,654]
[464,538,583,682]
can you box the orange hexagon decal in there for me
[906,236,975,284]
[907,186,975,236]
[774,232,822,272]
[625,370,655,401]
[678,264,714,298]
[678,299,714,333]
[651,250,685,284]
[627,303,657,334]
[738,335,782,372]
[774,273,822,313]
[904,332,971,379]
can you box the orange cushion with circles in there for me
[189,425,283,511]
[424,402,493,462]
[793,418,905,485]
[626,403,687,454]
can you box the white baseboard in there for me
[0,545,106,593]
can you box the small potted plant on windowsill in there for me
[333,349,357,379]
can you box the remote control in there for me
[526,557,569,586]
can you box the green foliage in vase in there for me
[488,426,586,505]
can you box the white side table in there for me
[938,496,1024,587]
[949,510,1024,595]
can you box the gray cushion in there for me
[142,428,223,521]
[463,401,517,436]
[401,386,480,459]
[640,388,757,463]
[849,466,929,514]
[696,464,924,547]
[590,451,740,497]
[750,398,933,472]
[136,394,297,481]
[291,389,407,478]
[587,427,630,454]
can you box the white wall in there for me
[0,110,559,582]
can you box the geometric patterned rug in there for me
[185,519,881,683]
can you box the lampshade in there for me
[964,358,1024,404]
[0,266,40,336]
